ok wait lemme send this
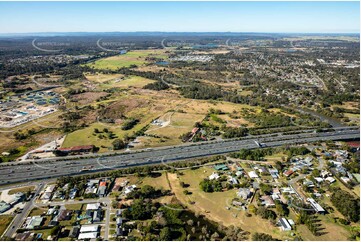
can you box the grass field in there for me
[168,167,286,239]
[264,152,287,162]
[29,207,46,217]
[141,172,171,191]
[296,214,351,241]
[147,112,205,143]
[85,74,155,89]
[8,186,35,195]
[85,73,124,83]
[0,215,13,236]
[65,203,84,210]
[86,50,168,70]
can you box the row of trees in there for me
[330,189,360,222]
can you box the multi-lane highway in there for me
[0,127,359,185]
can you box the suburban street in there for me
[0,127,359,185]
[4,189,112,239]
[3,183,45,238]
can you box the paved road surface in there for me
[0,128,358,185]
[3,184,45,238]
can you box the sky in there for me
[0,1,359,33]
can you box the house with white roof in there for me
[209,172,220,180]
[248,171,259,179]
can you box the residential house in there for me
[307,198,325,214]
[283,170,294,177]
[278,218,292,231]
[209,172,220,180]
[86,203,101,210]
[261,195,275,207]
[69,226,80,238]
[325,177,336,183]
[93,210,102,223]
[248,171,259,179]
[228,176,238,185]
[237,188,252,200]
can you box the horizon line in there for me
[0,31,359,35]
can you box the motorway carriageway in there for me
[0,128,359,185]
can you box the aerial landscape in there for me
[0,1,359,241]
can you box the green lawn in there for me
[65,204,84,210]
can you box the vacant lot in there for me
[141,172,171,191]
[168,167,284,239]
[8,186,35,195]
[297,215,350,241]
[0,215,13,236]
[85,73,124,83]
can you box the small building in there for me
[268,168,279,179]
[214,164,229,171]
[278,217,292,231]
[272,188,281,195]
[15,231,34,241]
[261,195,275,207]
[307,198,325,214]
[40,192,52,201]
[248,171,259,179]
[325,177,336,183]
[281,187,296,194]
[26,216,44,229]
[69,188,78,200]
[85,210,93,219]
[303,180,315,188]
[209,172,220,180]
[116,226,124,237]
[228,176,238,185]
[69,226,80,238]
[235,171,243,177]
[116,217,123,226]
[49,220,59,227]
[80,224,99,233]
[78,232,98,240]
[116,209,123,217]
[237,188,252,200]
[341,176,351,184]
[124,185,136,195]
[97,186,107,197]
[58,209,72,221]
[191,127,199,134]
[93,209,102,223]
[320,170,330,178]
[0,201,11,213]
[283,170,294,177]
[57,145,95,154]
[86,203,101,210]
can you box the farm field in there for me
[86,50,168,70]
